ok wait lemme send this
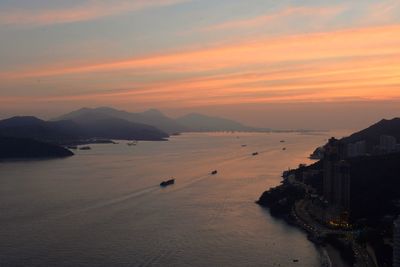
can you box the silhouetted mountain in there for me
[73,117,168,140]
[176,113,257,132]
[341,118,400,148]
[136,109,188,134]
[0,115,168,143]
[0,116,82,143]
[0,136,73,159]
[0,116,43,128]
[56,107,265,133]
[56,107,187,134]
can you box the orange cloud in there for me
[1,24,400,108]
[2,24,400,79]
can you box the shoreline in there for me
[256,185,354,267]
[292,214,350,267]
[257,201,349,267]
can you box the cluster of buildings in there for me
[320,136,400,266]
[316,135,399,223]
[346,135,400,158]
[346,140,366,158]
[321,138,351,227]
[379,135,400,154]
[321,135,398,223]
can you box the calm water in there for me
[0,132,336,267]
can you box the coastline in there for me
[256,183,353,267]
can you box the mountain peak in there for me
[341,117,400,146]
[76,107,92,112]
[142,109,164,116]
[0,116,44,128]
[95,106,120,113]
[176,112,254,132]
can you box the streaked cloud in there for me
[200,5,346,32]
[1,0,400,128]
[0,0,189,26]
[2,24,400,108]
[362,0,400,24]
[2,24,400,78]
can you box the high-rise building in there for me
[323,138,339,203]
[323,137,346,204]
[394,216,400,267]
[347,140,367,158]
[333,161,350,211]
[323,138,351,227]
[380,135,397,152]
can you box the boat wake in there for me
[57,185,159,219]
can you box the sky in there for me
[0,0,400,130]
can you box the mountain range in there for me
[53,107,258,134]
[0,115,168,143]
[175,113,258,132]
[0,107,259,147]
[1,107,400,160]
[55,107,188,134]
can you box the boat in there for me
[280,140,285,143]
[282,147,286,151]
[211,170,218,175]
[79,146,91,150]
[241,144,247,147]
[127,140,137,146]
[293,259,299,263]
[160,179,175,187]
[252,152,259,156]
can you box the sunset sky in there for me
[1,0,400,129]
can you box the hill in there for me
[0,136,73,159]
[56,107,187,134]
[74,117,168,140]
[0,115,168,143]
[176,113,257,132]
[56,107,260,133]
[0,116,82,143]
[341,118,400,148]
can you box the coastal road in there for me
[293,199,376,267]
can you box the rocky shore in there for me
[256,171,379,267]
[257,179,358,267]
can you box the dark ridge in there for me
[0,136,73,159]
[76,117,169,140]
[0,116,44,127]
[0,117,83,143]
[54,107,186,134]
[0,114,168,143]
[176,112,258,132]
[341,117,400,148]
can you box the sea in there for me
[0,131,347,267]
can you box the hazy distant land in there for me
[0,106,317,159]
